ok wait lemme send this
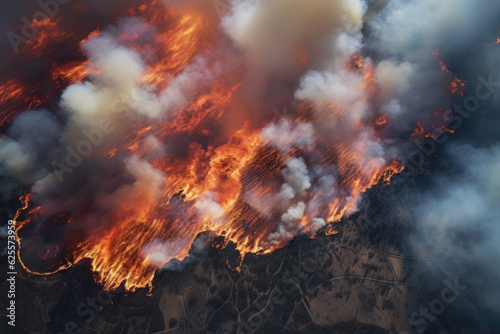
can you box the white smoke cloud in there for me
[282,157,311,194]
[222,0,365,72]
[309,217,327,232]
[162,235,209,271]
[267,158,312,244]
[142,238,186,267]
[85,37,144,92]
[244,157,312,222]
[375,60,416,123]
[269,201,307,245]
[60,34,163,139]
[261,118,315,152]
[142,234,209,270]
[276,183,296,208]
[306,173,337,222]
[296,69,368,126]
[376,60,415,98]
[194,191,225,224]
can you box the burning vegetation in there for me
[1,0,465,291]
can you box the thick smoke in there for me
[269,157,311,244]
[222,0,364,71]
[372,0,500,329]
[412,144,500,319]
[261,118,314,152]
[367,0,500,130]
[28,20,169,205]
[0,110,61,198]
[269,201,306,245]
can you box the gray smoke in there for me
[372,0,500,329]
[0,110,61,198]
[412,144,500,318]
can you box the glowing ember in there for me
[432,49,466,96]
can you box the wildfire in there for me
[9,17,73,59]
[374,115,388,127]
[482,31,500,45]
[0,79,26,126]
[51,60,93,84]
[6,0,461,292]
[432,49,466,96]
[411,119,455,140]
[324,225,339,236]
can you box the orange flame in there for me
[432,49,466,96]
[11,18,73,59]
